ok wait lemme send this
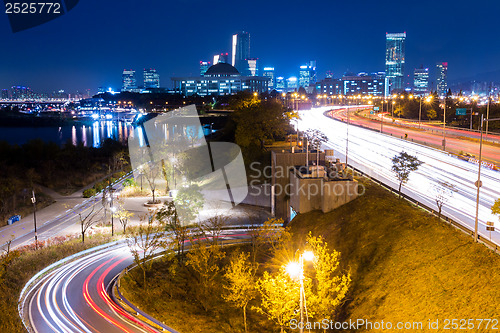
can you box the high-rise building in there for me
[275,76,285,92]
[143,68,160,89]
[413,67,429,96]
[263,67,275,90]
[11,86,33,99]
[1,89,9,99]
[213,53,229,65]
[436,62,448,96]
[200,61,211,76]
[122,69,137,92]
[299,61,317,88]
[243,58,258,76]
[286,76,298,91]
[385,32,406,94]
[232,31,250,74]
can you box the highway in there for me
[299,106,500,245]
[22,230,252,333]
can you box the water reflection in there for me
[48,120,133,147]
[0,120,213,148]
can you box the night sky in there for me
[1,0,499,93]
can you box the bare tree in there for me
[143,161,162,204]
[113,198,134,233]
[199,213,229,246]
[432,181,457,221]
[127,212,163,289]
[305,129,328,173]
[79,203,102,243]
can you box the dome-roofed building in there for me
[172,63,269,97]
[203,63,240,77]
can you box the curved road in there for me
[299,106,500,245]
[24,230,251,333]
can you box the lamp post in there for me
[286,250,315,333]
[485,93,491,137]
[418,96,433,129]
[346,102,350,168]
[442,98,447,151]
[474,115,500,242]
[31,189,38,249]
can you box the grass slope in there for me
[289,180,500,332]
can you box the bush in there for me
[83,188,96,198]
[123,179,137,187]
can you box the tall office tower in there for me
[413,67,429,96]
[232,31,250,73]
[200,61,211,76]
[122,69,137,92]
[11,86,32,99]
[275,76,285,92]
[213,53,229,65]
[143,68,160,89]
[299,61,317,88]
[385,32,406,94]
[436,62,448,96]
[1,89,8,99]
[263,67,275,90]
[244,58,258,76]
[286,76,298,90]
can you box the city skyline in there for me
[1,0,499,93]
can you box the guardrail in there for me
[18,239,130,333]
[349,164,499,253]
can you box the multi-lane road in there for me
[22,230,252,333]
[299,106,500,245]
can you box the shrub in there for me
[123,179,137,188]
[83,188,97,198]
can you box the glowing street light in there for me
[286,250,315,333]
[474,116,500,242]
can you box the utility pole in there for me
[31,189,38,249]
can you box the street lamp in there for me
[111,205,116,236]
[418,96,433,129]
[31,189,38,249]
[442,98,447,151]
[286,250,315,333]
[474,115,500,242]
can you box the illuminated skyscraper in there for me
[1,89,8,99]
[286,76,298,90]
[413,67,429,96]
[122,69,137,92]
[299,61,317,88]
[436,62,448,96]
[263,67,275,90]
[200,61,211,76]
[275,76,285,92]
[244,58,258,76]
[213,53,229,65]
[385,32,406,93]
[232,31,250,74]
[143,68,160,89]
